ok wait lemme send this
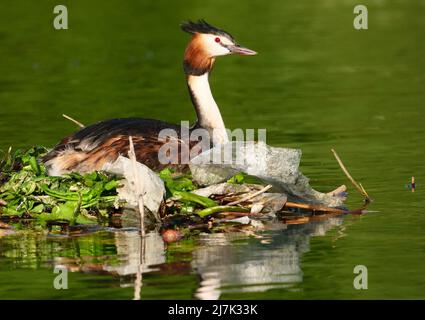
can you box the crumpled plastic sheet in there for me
[190,141,345,207]
[102,156,165,223]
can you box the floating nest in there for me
[0,143,371,241]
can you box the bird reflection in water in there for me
[0,216,347,300]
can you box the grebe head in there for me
[181,19,257,75]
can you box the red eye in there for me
[215,37,221,43]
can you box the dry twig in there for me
[331,149,371,203]
[128,136,145,236]
[284,201,346,214]
[227,184,273,206]
[62,114,85,128]
[284,201,365,215]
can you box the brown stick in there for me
[62,114,85,128]
[331,149,371,201]
[284,201,347,214]
[0,199,7,206]
[284,201,366,215]
[217,211,261,218]
[227,184,272,206]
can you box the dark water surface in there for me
[1,0,424,299]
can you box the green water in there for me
[1,0,425,299]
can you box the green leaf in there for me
[76,214,97,225]
[51,202,76,221]
[227,172,246,184]
[172,191,217,208]
[196,205,249,218]
[31,204,45,213]
[104,179,119,191]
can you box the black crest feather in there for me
[180,19,235,42]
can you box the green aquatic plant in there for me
[1,147,275,233]
[0,147,120,224]
[227,172,247,184]
[227,172,267,186]
[159,168,217,210]
[196,205,250,218]
[159,168,197,194]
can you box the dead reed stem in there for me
[128,136,145,237]
[62,114,85,128]
[284,201,365,215]
[227,184,273,206]
[331,149,371,203]
[284,201,347,214]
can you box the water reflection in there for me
[0,216,345,299]
[104,231,165,275]
[192,217,344,299]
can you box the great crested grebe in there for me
[43,20,257,176]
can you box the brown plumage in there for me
[183,34,216,76]
[43,118,199,174]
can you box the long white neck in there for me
[187,73,229,145]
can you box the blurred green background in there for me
[0,0,424,299]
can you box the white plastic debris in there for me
[189,141,345,207]
[190,141,301,186]
[226,216,251,224]
[250,202,264,214]
[102,156,165,222]
[191,183,254,198]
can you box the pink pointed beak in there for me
[229,44,257,55]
